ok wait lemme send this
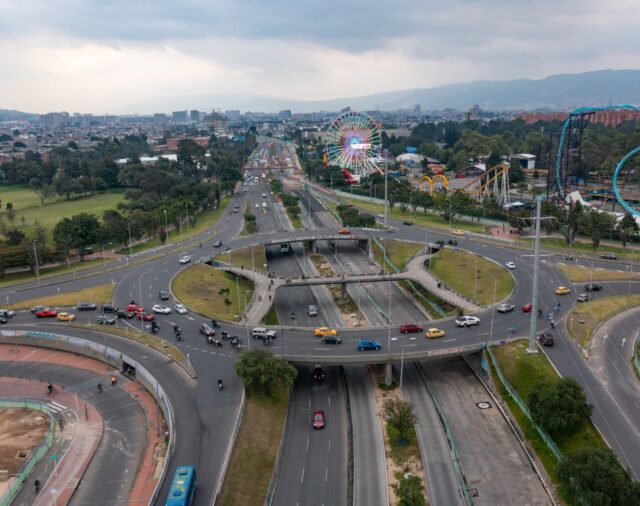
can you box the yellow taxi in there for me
[555,286,570,295]
[452,229,465,236]
[57,312,76,322]
[314,327,337,337]
[426,328,446,339]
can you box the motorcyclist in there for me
[97,383,103,393]
[47,383,54,394]
[218,379,224,390]
[291,311,295,320]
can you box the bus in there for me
[165,466,196,506]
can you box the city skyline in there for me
[1,0,639,113]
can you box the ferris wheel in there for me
[325,111,382,178]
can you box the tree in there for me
[393,474,426,506]
[617,212,638,249]
[235,349,298,396]
[5,227,25,246]
[53,217,76,266]
[29,178,53,205]
[383,398,418,443]
[528,378,593,438]
[223,297,232,313]
[581,209,615,251]
[557,447,640,506]
[218,287,230,299]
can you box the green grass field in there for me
[429,249,513,305]
[225,245,268,273]
[0,187,125,243]
[556,263,640,282]
[171,264,255,320]
[371,239,424,271]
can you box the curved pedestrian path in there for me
[0,344,162,505]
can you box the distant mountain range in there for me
[3,69,640,117]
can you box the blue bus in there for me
[165,466,196,506]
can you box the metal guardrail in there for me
[484,346,563,462]
[0,400,55,506]
[213,389,245,505]
[0,329,177,505]
[263,390,292,506]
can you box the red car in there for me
[338,228,351,235]
[313,410,325,429]
[522,303,533,313]
[35,309,58,318]
[127,303,145,313]
[135,312,155,321]
[400,323,423,334]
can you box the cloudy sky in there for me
[1,0,639,113]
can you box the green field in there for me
[371,239,424,271]
[0,186,125,242]
[556,263,640,282]
[429,249,513,305]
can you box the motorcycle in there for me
[207,336,222,347]
[218,380,224,391]
[221,331,230,340]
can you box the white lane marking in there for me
[442,338,456,343]
[621,337,627,347]
[300,467,305,483]
[328,438,331,452]
[306,437,310,452]
[328,396,331,407]
[325,468,329,482]
[185,316,194,321]
[313,348,331,351]
[153,276,158,281]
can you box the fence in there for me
[0,400,56,506]
[484,346,563,462]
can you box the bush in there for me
[557,447,640,506]
[235,349,297,396]
[528,378,593,438]
[393,474,426,506]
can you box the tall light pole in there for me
[384,163,389,227]
[127,222,133,256]
[528,195,543,354]
[163,209,168,242]
[386,280,392,353]
[473,260,479,304]
[33,240,40,285]
[489,274,497,344]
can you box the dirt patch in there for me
[369,366,427,505]
[0,408,50,474]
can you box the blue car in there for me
[358,339,382,351]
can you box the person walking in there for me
[34,479,40,494]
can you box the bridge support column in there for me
[368,239,374,260]
[384,362,393,386]
[312,240,318,253]
[341,282,347,298]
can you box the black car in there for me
[435,240,445,246]
[538,333,554,347]
[313,365,326,382]
[321,335,342,345]
[199,323,215,336]
[600,253,617,260]
[77,301,97,311]
[447,239,458,245]
[0,317,7,324]
[159,290,170,301]
[585,283,602,292]
[102,303,118,313]
[403,221,413,226]
[116,309,134,319]
[97,315,116,325]
[213,240,223,248]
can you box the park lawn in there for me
[171,264,254,321]
[0,185,59,210]
[429,249,513,305]
[567,294,640,349]
[14,283,114,310]
[556,263,640,282]
[336,195,486,234]
[218,385,289,506]
[226,245,267,273]
[492,340,606,494]
[11,191,126,243]
[371,239,424,271]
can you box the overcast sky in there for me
[1,0,639,113]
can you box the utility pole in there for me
[33,240,40,285]
[384,164,389,227]
[528,195,543,353]
[127,222,133,256]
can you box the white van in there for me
[251,327,277,339]
[308,305,318,316]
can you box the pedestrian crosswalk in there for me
[45,401,69,414]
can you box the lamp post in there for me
[386,280,392,356]
[384,164,389,227]
[127,222,133,256]
[33,240,40,285]
[473,260,479,304]
[488,274,497,344]
[138,272,144,331]
[163,209,168,242]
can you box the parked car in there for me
[577,293,591,302]
[538,332,555,347]
[585,283,602,292]
[426,328,446,339]
[179,255,191,264]
[135,312,155,321]
[57,312,76,322]
[522,302,533,312]
[199,323,215,336]
[321,335,342,345]
[314,327,337,337]
[400,323,423,334]
[77,302,97,311]
[174,304,188,314]
[455,316,480,327]
[313,410,325,429]
[35,309,57,318]
[600,252,617,260]
[97,315,116,325]
[152,304,171,315]
[357,339,381,351]
[102,303,118,313]
[555,286,570,295]
[30,305,46,314]
[158,290,170,300]
[505,261,516,269]
[497,303,515,313]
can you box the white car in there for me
[152,304,171,315]
[174,304,188,314]
[455,315,480,327]
[179,255,191,264]
[505,262,516,269]
[497,303,515,313]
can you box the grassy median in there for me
[567,294,640,349]
[556,263,640,282]
[371,239,424,271]
[171,264,254,320]
[13,284,114,310]
[218,385,288,506]
[225,245,267,273]
[428,249,513,305]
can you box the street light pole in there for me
[473,260,479,304]
[127,222,133,256]
[384,164,388,227]
[489,276,497,343]
[33,240,40,285]
[163,209,168,242]
[528,195,543,353]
